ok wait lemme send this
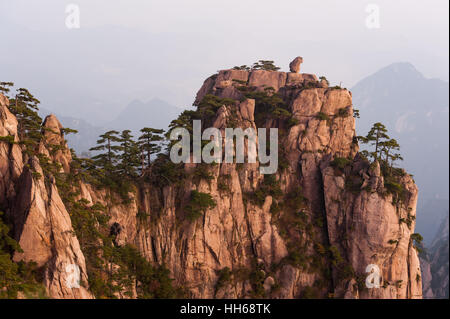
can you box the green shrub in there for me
[316,112,330,121]
[337,264,355,281]
[270,201,281,214]
[410,233,423,243]
[330,157,351,170]
[411,233,424,252]
[113,244,185,298]
[272,107,291,120]
[345,176,363,193]
[319,76,329,85]
[285,250,308,269]
[217,174,231,192]
[285,187,307,210]
[239,87,288,127]
[193,164,214,183]
[278,151,290,170]
[215,267,232,292]
[251,60,280,71]
[0,212,46,298]
[233,66,250,71]
[329,245,344,266]
[248,174,282,207]
[301,286,319,299]
[197,94,235,122]
[337,107,350,117]
[385,179,403,195]
[217,180,229,192]
[185,190,217,221]
[232,79,248,85]
[150,155,186,187]
[0,135,15,144]
[249,267,266,298]
[31,171,42,180]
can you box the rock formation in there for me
[0,57,422,299]
[289,57,303,73]
[0,98,92,298]
[420,215,449,298]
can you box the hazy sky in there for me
[0,0,448,123]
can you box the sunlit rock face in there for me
[0,57,422,298]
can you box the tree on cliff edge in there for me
[359,122,403,171]
[358,122,388,161]
[138,127,164,169]
[117,130,141,178]
[252,60,280,71]
[8,88,43,155]
[0,82,14,97]
[381,138,403,170]
[89,130,122,172]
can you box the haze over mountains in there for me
[40,98,182,154]
[420,214,449,299]
[2,0,448,127]
[107,98,182,133]
[351,62,449,245]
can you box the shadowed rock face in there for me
[421,215,449,299]
[0,59,422,299]
[0,97,23,207]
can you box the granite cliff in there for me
[0,58,422,299]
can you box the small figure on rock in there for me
[289,56,303,73]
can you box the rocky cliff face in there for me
[421,215,449,299]
[0,59,422,299]
[0,98,92,298]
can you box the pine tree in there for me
[359,123,404,172]
[117,130,140,178]
[138,127,164,168]
[168,110,198,134]
[8,88,43,155]
[381,138,403,169]
[61,127,78,135]
[0,82,14,97]
[89,130,122,171]
[359,122,389,161]
[251,60,280,71]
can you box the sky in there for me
[0,0,448,123]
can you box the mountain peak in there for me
[351,62,429,95]
[147,97,170,105]
[375,62,424,80]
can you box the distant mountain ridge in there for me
[39,108,105,155]
[421,215,449,299]
[106,98,182,133]
[351,62,449,244]
[40,98,182,154]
